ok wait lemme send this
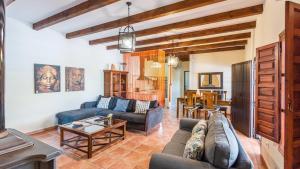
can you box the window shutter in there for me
[255,42,280,143]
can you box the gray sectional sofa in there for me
[149,117,254,169]
[56,96,163,134]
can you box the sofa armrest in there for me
[145,107,164,133]
[179,118,200,132]
[149,153,214,169]
[80,101,98,109]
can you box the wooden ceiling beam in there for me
[128,32,250,52]
[5,0,15,6]
[164,40,247,54]
[89,5,263,45]
[107,21,256,49]
[66,0,224,39]
[33,0,120,30]
[174,46,246,58]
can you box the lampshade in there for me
[118,26,136,53]
[118,2,136,53]
[168,55,179,67]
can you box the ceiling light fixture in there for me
[168,40,179,67]
[118,1,136,53]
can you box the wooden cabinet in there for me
[104,70,128,98]
[231,61,252,137]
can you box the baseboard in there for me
[27,126,58,135]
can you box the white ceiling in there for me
[7,0,265,47]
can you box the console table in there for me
[0,129,61,169]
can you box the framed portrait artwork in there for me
[34,64,61,93]
[65,67,85,91]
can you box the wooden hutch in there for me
[104,70,128,98]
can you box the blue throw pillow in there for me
[113,99,130,112]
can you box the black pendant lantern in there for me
[118,2,136,53]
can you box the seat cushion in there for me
[56,108,106,124]
[119,112,146,124]
[171,129,192,145]
[162,142,186,157]
[97,109,125,119]
[205,121,239,169]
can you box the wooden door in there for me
[285,2,300,168]
[232,61,252,137]
[255,43,280,143]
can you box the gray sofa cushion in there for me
[56,108,106,124]
[118,112,146,124]
[163,142,186,157]
[171,129,192,144]
[97,109,125,118]
[205,121,239,169]
[208,112,229,129]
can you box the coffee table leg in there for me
[60,128,64,147]
[123,124,126,140]
[88,136,92,159]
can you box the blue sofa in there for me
[56,96,164,135]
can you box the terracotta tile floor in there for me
[31,109,267,169]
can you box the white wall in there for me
[170,61,189,107]
[5,17,122,133]
[189,50,246,100]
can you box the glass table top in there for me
[60,116,125,134]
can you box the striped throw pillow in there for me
[134,100,150,114]
[97,97,111,109]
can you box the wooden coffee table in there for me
[59,116,127,158]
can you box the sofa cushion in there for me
[119,112,146,124]
[135,100,150,114]
[56,108,106,124]
[113,99,130,112]
[97,96,117,110]
[204,121,239,169]
[149,100,159,108]
[97,97,111,109]
[183,129,206,161]
[207,112,229,129]
[171,129,192,145]
[192,119,207,135]
[163,142,186,157]
[97,109,124,118]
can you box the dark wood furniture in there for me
[285,2,300,168]
[198,72,223,89]
[255,43,280,142]
[231,61,252,137]
[0,129,61,169]
[59,117,127,159]
[104,70,128,98]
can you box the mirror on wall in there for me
[198,72,223,89]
